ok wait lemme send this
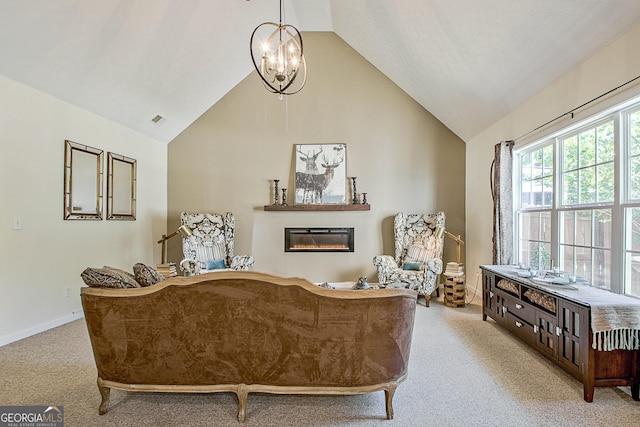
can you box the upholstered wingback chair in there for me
[373,212,445,306]
[179,212,255,276]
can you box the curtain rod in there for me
[512,74,640,143]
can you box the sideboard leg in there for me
[583,383,594,402]
[632,350,640,401]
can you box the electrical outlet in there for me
[64,287,72,298]
[12,216,22,230]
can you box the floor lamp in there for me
[436,226,466,307]
[435,226,465,268]
[157,225,192,264]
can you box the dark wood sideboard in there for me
[481,265,640,402]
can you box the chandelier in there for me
[250,0,306,97]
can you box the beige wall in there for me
[0,75,167,345]
[466,23,640,289]
[168,32,466,283]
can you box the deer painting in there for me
[297,146,323,174]
[295,153,344,204]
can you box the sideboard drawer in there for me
[506,312,534,345]
[506,296,535,324]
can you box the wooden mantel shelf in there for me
[264,204,370,212]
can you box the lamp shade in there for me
[158,225,193,264]
[177,224,192,238]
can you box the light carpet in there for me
[1,295,639,426]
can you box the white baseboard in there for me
[0,310,85,347]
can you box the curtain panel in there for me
[491,141,514,265]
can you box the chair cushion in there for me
[81,267,141,289]
[205,259,226,270]
[133,263,165,287]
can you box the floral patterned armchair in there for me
[180,212,255,276]
[372,212,445,306]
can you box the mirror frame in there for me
[107,152,137,220]
[64,140,104,220]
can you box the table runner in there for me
[567,285,640,351]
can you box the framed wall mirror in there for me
[64,140,104,220]
[107,152,137,220]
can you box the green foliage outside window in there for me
[562,121,614,206]
[530,245,550,270]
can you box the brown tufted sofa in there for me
[81,271,417,422]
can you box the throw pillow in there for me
[424,235,441,258]
[195,242,226,265]
[205,259,226,270]
[104,266,137,282]
[403,261,423,271]
[81,267,140,289]
[405,242,436,264]
[133,263,165,287]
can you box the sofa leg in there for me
[236,384,248,422]
[97,378,110,415]
[384,382,397,419]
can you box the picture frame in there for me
[63,140,103,220]
[294,143,346,204]
[107,152,137,220]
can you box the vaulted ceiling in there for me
[1,1,640,143]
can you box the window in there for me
[561,121,614,205]
[518,211,551,269]
[521,145,553,208]
[559,209,611,289]
[624,207,640,296]
[515,98,640,297]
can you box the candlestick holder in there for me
[362,192,368,204]
[281,188,287,206]
[273,179,280,205]
[351,177,358,204]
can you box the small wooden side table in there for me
[443,275,465,307]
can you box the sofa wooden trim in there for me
[82,271,417,422]
[81,270,416,299]
[97,375,406,422]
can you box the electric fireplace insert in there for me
[284,227,354,252]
